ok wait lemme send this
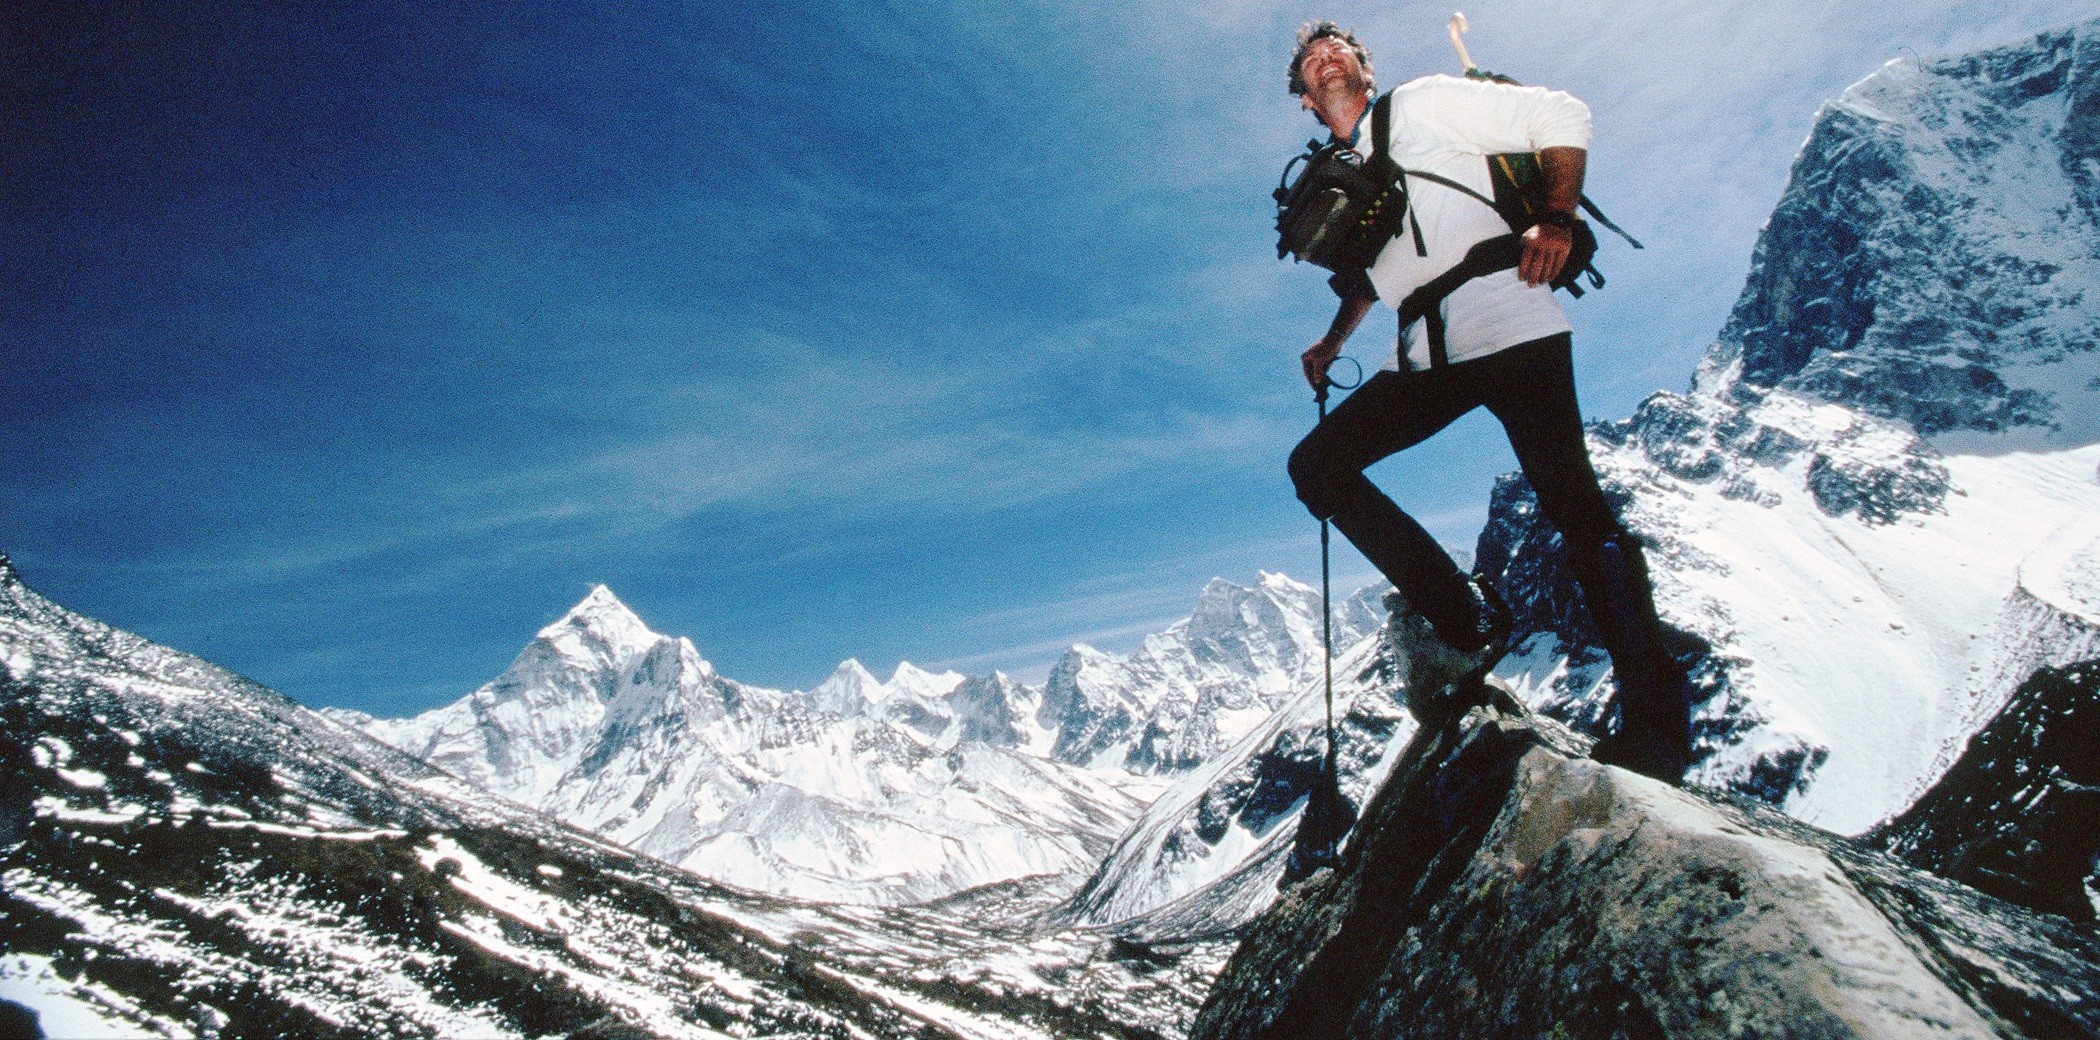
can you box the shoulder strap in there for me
[1366,92,1432,258]
[1367,91,1394,173]
[1367,99,1506,229]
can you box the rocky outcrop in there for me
[1190,703,2100,1039]
[1874,659,2100,924]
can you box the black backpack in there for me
[1271,135,1404,274]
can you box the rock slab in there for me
[1189,707,2100,1039]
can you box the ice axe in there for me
[1448,12,1477,74]
[1442,13,1646,251]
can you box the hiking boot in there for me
[1569,533,1695,785]
[1591,716,1691,786]
[1391,577,1513,729]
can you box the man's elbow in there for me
[1531,94,1592,152]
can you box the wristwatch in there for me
[1534,209,1580,231]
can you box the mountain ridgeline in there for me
[323,571,1394,908]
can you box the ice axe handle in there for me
[1448,12,1476,73]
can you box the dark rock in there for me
[0,999,41,1040]
[1803,441,1950,525]
[1190,707,2100,1039]
[1874,659,2100,923]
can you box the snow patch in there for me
[0,953,183,1040]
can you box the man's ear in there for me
[1300,93,1316,111]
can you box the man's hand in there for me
[1518,221,1572,287]
[1520,146,1586,288]
[1302,337,1343,401]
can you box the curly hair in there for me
[1289,20,1375,96]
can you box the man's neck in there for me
[1314,91,1369,142]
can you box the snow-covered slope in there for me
[1056,611,1407,933]
[1480,22,2100,836]
[0,552,1206,1040]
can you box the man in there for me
[1281,21,1692,783]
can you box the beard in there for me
[1308,65,1370,105]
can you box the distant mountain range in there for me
[325,572,1393,906]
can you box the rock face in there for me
[1874,659,2100,922]
[1717,29,2100,443]
[1190,702,2100,1040]
[1479,21,2100,835]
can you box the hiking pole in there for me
[1318,392,1338,778]
[1284,356,1363,887]
[1312,356,1360,776]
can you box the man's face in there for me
[1297,35,1368,108]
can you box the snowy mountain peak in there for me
[886,661,966,700]
[808,658,884,716]
[542,584,656,654]
[826,657,878,684]
[1036,575,1389,773]
[1192,572,1317,624]
[1705,21,2100,449]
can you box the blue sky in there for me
[4,1,2090,715]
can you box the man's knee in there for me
[1288,436,1341,518]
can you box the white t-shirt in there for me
[1349,74,1593,371]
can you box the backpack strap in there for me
[1405,164,1643,253]
[1366,91,1429,258]
[1367,91,1393,176]
[1395,235,1524,368]
[1394,165,1501,214]
[1579,196,1644,249]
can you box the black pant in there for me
[1288,333,1620,642]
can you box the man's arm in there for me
[1302,294,1375,400]
[1517,145,1585,286]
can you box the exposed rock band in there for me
[1281,21,1691,782]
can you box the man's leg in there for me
[1288,369,1485,647]
[1480,335,1692,781]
